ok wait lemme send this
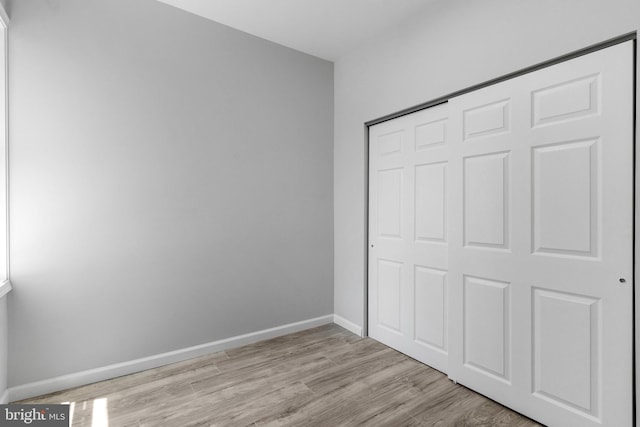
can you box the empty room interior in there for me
[0,0,639,425]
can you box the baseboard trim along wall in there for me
[0,389,8,404]
[333,314,363,337]
[7,314,334,402]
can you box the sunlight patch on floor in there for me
[91,398,109,427]
[62,397,109,427]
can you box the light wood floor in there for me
[18,324,542,426]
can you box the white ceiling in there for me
[156,0,437,61]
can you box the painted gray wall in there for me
[333,0,639,332]
[0,0,8,405]
[8,0,333,387]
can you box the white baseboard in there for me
[333,314,363,336]
[0,389,8,404]
[7,314,333,402]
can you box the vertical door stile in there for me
[446,96,464,383]
[403,117,416,353]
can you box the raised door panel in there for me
[377,169,403,239]
[532,139,598,258]
[377,130,403,156]
[533,288,599,417]
[377,260,403,333]
[415,162,446,243]
[463,276,510,382]
[463,152,510,250]
[464,100,510,140]
[532,74,599,128]
[415,266,447,352]
[416,119,447,150]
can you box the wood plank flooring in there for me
[17,324,542,426]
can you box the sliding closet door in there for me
[368,40,634,427]
[368,103,450,373]
[447,41,633,427]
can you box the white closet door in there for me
[447,41,633,427]
[369,103,450,373]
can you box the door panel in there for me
[447,41,633,427]
[531,74,598,127]
[463,275,510,382]
[532,139,598,257]
[415,162,446,242]
[463,152,510,249]
[369,103,450,373]
[414,266,447,351]
[377,168,403,239]
[532,288,599,415]
[377,259,403,333]
[463,99,510,140]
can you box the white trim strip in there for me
[0,279,10,299]
[7,314,334,402]
[333,314,363,336]
[0,389,8,404]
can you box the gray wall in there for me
[0,0,8,405]
[333,0,640,332]
[8,0,333,387]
